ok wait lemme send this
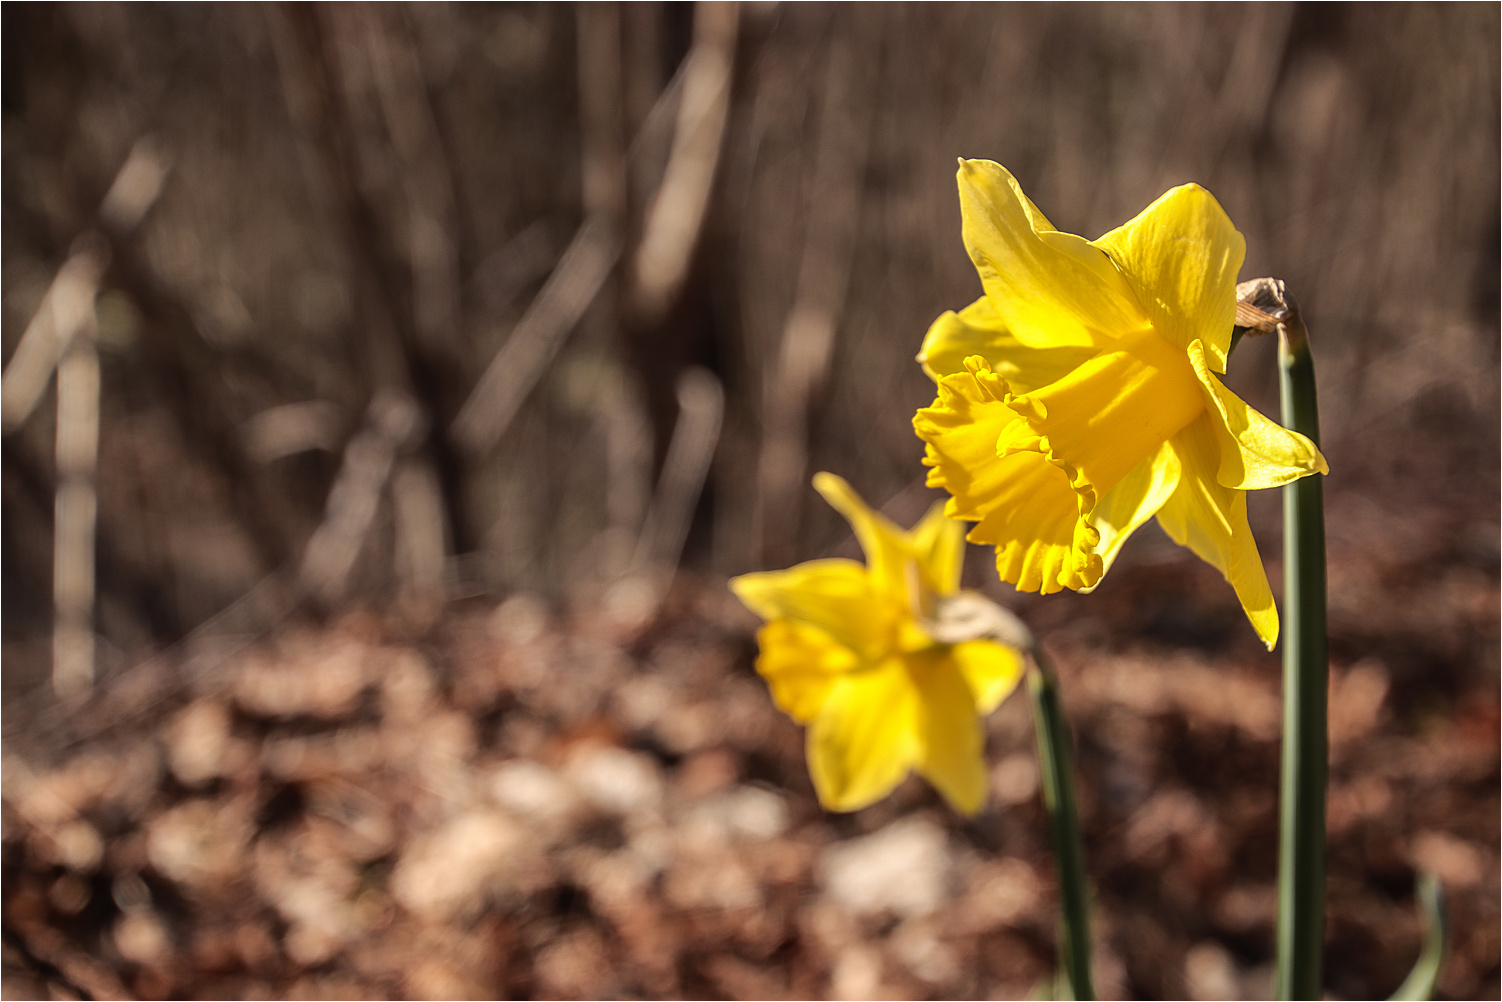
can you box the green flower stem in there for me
[1027,647,1094,1001]
[1274,312,1329,1001]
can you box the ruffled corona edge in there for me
[914,356,1105,595]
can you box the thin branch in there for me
[51,296,102,697]
[1,239,110,434]
[607,366,724,627]
[625,1,739,327]
[298,391,423,605]
[754,14,877,565]
[449,218,622,456]
[632,366,724,575]
[2,137,168,433]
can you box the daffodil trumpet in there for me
[913,159,1328,650]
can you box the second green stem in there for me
[1274,317,1329,1000]
[1029,648,1094,1001]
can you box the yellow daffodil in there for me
[730,473,1024,814]
[913,160,1328,649]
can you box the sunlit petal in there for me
[957,160,1150,350]
[1157,414,1279,649]
[970,457,1090,596]
[1009,326,1204,499]
[752,620,859,723]
[909,652,988,815]
[729,560,897,662]
[918,296,1096,389]
[1185,340,1329,490]
[733,476,1027,816]
[917,161,1327,647]
[811,472,912,603]
[806,659,921,812]
[951,639,1026,714]
[908,501,966,599]
[1092,183,1244,373]
[1084,439,1183,587]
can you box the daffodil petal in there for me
[1091,183,1244,374]
[812,473,912,603]
[957,160,1150,350]
[913,359,1092,594]
[807,659,921,812]
[1185,340,1330,490]
[1156,414,1279,649]
[752,620,859,723]
[908,501,966,598]
[917,296,1096,389]
[907,652,989,815]
[729,560,896,662]
[1084,438,1183,588]
[951,640,1025,715]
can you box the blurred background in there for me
[2,3,1496,999]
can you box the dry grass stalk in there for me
[450,218,622,457]
[753,17,876,566]
[627,1,739,327]
[625,367,725,597]
[2,243,109,435]
[52,327,101,698]
[299,392,423,604]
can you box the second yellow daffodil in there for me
[730,474,1023,815]
[914,160,1327,649]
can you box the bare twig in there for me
[606,367,724,624]
[1,239,110,434]
[633,366,725,575]
[2,139,169,435]
[268,4,469,564]
[453,4,734,461]
[578,2,628,226]
[754,16,877,565]
[626,1,739,327]
[298,391,423,604]
[392,454,449,605]
[51,292,102,698]
[449,2,636,460]
[97,136,172,236]
[450,218,622,455]
[598,375,654,581]
[0,141,158,699]
[364,8,464,360]
[242,400,347,463]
